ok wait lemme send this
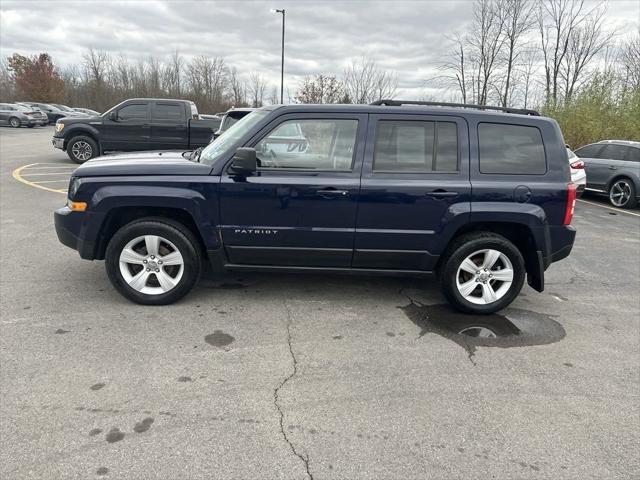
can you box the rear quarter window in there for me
[479,123,546,175]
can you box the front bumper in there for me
[54,206,98,259]
[52,137,64,150]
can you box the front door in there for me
[218,113,367,268]
[353,114,471,271]
[101,102,151,151]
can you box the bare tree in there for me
[247,72,267,107]
[538,0,609,104]
[560,7,614,100]
[228,67,247,106]
[620,34,640,88]
[295,74,345,103]
[343,56,398,103]
[500,0,536,106]
[469,0,508,105]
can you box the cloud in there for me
[1,0,637,100]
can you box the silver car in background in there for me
[575,140,640,208]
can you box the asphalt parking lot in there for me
[1,126,639,479]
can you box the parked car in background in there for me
[212,107,254,139]
[73,107,101,116]
[0,103,44,128]
[51,104,90,117]
[19,102,75,124]
[567,147,586,197]
[52,98,219,163]
[55,101,577,314]
[575,140,640,208]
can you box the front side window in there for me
[600,144,628,161]
[373,120,459,172]
[118,104,148,121]
[479,123,546,175]
[255,119,358,171]
[153,103,183,121]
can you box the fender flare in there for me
[89,185,220,251]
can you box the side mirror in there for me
[229,147,257,174]
[109,111,118,121]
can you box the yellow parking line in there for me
[12,163,68,194]
[22,174,71,177]
[577,199,640,217]
[33,178,69,185]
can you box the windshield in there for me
[200,110,270,166]
[15,104,31,112]
[54,104,73,112]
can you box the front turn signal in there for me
[68,201,87,212]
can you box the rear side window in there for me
[479,123,546,175]
[153,103,183,121]
[599,144,627,161]
[628,147,640,163]
[373,120,459,172]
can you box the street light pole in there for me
[272,8,285,104]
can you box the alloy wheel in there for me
[610,180,632,207]
[10,118,20,128]
[455,249,514,305]
[119,235,184,295]
[71,141,93,161]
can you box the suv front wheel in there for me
[440,232,526,314]
[105,219,202,305]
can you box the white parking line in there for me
[577,199,640,218]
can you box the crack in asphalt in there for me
[273,301,314,480]
[398,287,477,366]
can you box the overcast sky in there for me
[1,0,639,99]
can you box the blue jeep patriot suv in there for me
[54,101,577,314]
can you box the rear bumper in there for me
[54,206,98,259]
[547,225,576,266]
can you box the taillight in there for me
[563,183,577,225]
[570,160,584,169]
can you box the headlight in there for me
[67,177,81,199]
[55,122,65,133]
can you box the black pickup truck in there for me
[52,98,218,163]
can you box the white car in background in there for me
[567,147,586,197]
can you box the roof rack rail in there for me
[371,99,540,116]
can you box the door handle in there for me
[426,190,459,198]
[317,188,349,198]
[609,166,618,170]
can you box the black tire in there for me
[27,124,35,128]
[9,117,20,128]
[440,232,526,314]
[105,218,202,305]
[66,135,99,164]
[608,178,637,209]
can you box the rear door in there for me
[218,113,367,268]
[150,101,188,150]
[101,102,150,151]
[597,144,634,188]
[353,114,470,271]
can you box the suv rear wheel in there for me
[440,232,525,314]
[608,178,637,209]
[105,219,201,305]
